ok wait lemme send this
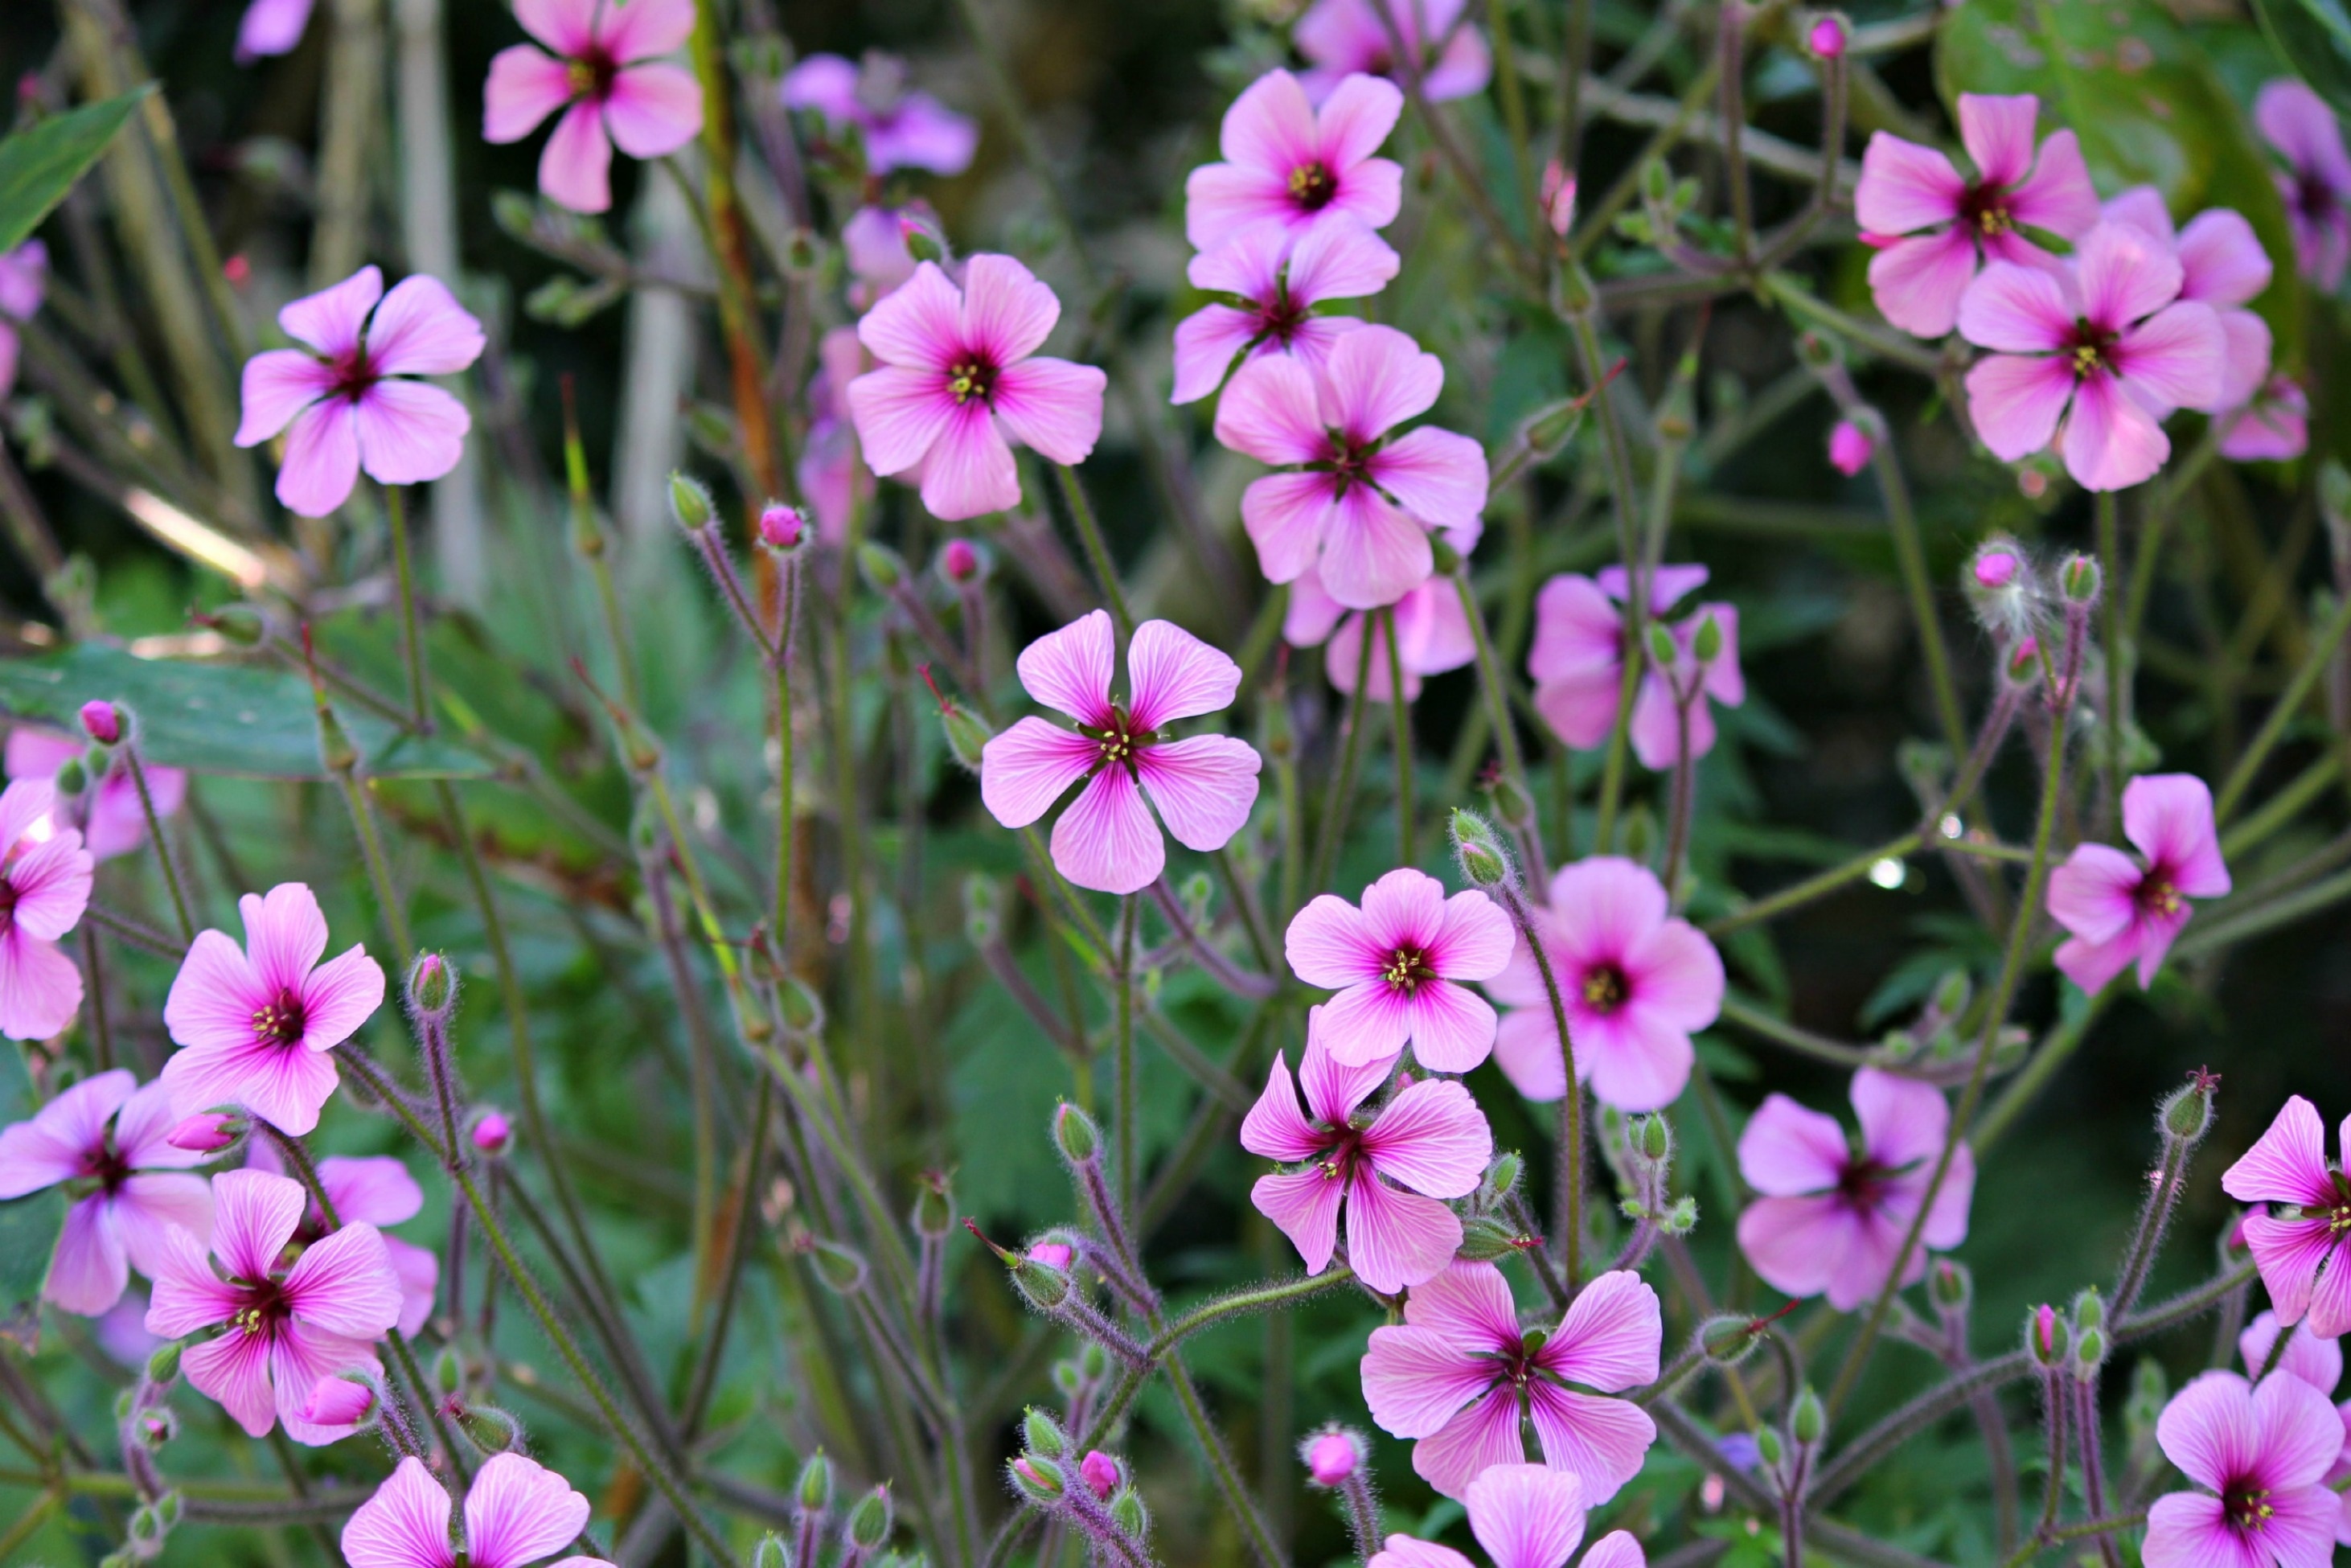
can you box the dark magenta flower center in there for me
[1083,707,1155,774]
[1314,1125,1368,1184]
[2062,320,2120,382]
[228,1278,293,1340]
[1382,945,1438,995]
[252,989,307,1047]
[2224,1478,2275,1533]
[1580,963,1630,1014]
[0,876,15,939]
[1836,1155,1891,1210]
[2136,874,2182,917]
[1288,161,1339,211]
[79,1139,133,1196]
[565,47,621,105]
[1957,182,2017,238]
[947,357,999,407]
[328,350,382,406]
[2297,173,2339,221]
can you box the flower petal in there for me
[1016,609,1116,726]
[1050,768,1163,895]
[1363,1078,1490,1197]
[917,402,1022,521]
[1320,324,1442,443]
[1964,351,2074,463]
[1464,1464,1585,1568]
[276,398,363,519]
[2059,372,2170,492]
[236,351,336,447]
[1135,734,1262,852]
[1853,1066,1950,1172]
[1854,132,1965,236]
[537,99,614,214]
[279,266,383,359]
[343,1456,457,1568]
[1372,426,1487,532]
[1242,474,1341,585]
[355,380,471,487]
[846,365,954,478]
[1125,618,1242,729]
[1253,1168,1345,1275]
[1957,92,2039,187]
[1541,1269,1663,1390]
[483,43,575,143]
[2115,301,2225,413]
[1738,1093,1848,1197]
[1867,227,1980,339]
[1216,352,1331,466]
[1343,1176,1463,1294]
[365,276,485,377]
[2075,220,2184,332]
[466,1452,593,1568]
[282,1222,403,1339]
[1412,1384,1528,1499]
[991,358,1105,466]
[2124,773,2231,897]
[978,718,1097,829]
[1957,261,2074,353]
[593,0,695,62]
[1524,1384,1656,1506]
[2005,129,2101,238]
[1316,484,1433,610]
[1239,1051,1327,1162]
[2223,1096,2338,1209]
[960,253,1062,366]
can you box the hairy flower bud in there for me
[455,1403,523,1455]
[1010,1455,1065,1502]
[2160,1067,2218,1145]
[846,1486,893,1550]
[406,952,456,1018]
[80,700,121,745]
[2026,1303,2068,1367]
[211,603,267,646]
[1645,621,1678,668]
[1302,1426,1365,1488]
[52,755,88,798]
[911,1172,953,1239]
[1455,1215,1522,1261]
[1754,1426,1784,1468]
[797,1451,835,1514]
[938,538,983,585]
[146,1342,183,1384]
[1692,612,1724,665]
[1808,11,1848,56]
[2072,1326,2107,1377]
[1930,1258,1971,1315]
[1077,1342,1110,1381]
[1477,1151,1523,1212]
[753,1535,790,1568]
[858,541,907,591]
[1054,1102,1102,1165]
[300,1373,376,1429]
[667,471,716,532]
[1108,1487,1149,1539]
[758,503,808,553]
[1023,1407,1069,1459]
[1790,1385,1826,1447]
[166,1110,245,1155]
[1487,770,1536,833]
[2071,1287,2104,1334]
[1077,1450,1120,1500]
[1700,1314,1765,1366]
[470,1110,513,1156]
[433,1346,463,1395]
[2060,552,2101,605]
[1450,809,1515,889]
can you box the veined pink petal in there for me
[1285,215,1401,301]
[1319,157,1405,242]
[2259,79,2351,187]
[1051,767,1163,895]
[1221,70,1320,181]
[355,380,470,487]
[1578,1003,1695,1112]
[1372,426,1488,532]
[365,275,485,377]
[1413,1385,1529,1499]
[593,0,695,62]
[917,401,1021,520]
[2158,1371,2267,1492]
[1490,1007,1569,1102]
[281,1222,402,1339]
[1524,1383,1656,1506]
[277,396,363,517]
[1398,981,1498,1073]
[2004,129,2100,238]
[1286,892,1381,987]
[1015,610,1116,726]
[297,946,387,1053]
[961,253,1061,366]
[1738,1193,1861,1302]
[2115,300,2223,412]
[1299,1014,1397,1123]
[538,99,614,212]
[45,1195,129,1315]
[1240,1052,1327,1162]
[0,930,82,1040]
[213,1169,310,1283]
[321,1155,424,1228]
[483,43,576,142]
[990,358,1106,467]
[1579,1533,1646,1568]
[2178,207,2273,306]
[1253,1168,1346,1275]
[2059,373,2169,492]
[2241,1309,2345,1395]
[1242,473,1340,585]
[1540,1268,1663,1390]
[1464,1465,1585,1568]
[161,1035,340,1136]
[1136,734,1262,852]
[1532,667,1620,750]
[1318,484,1433,610]
[143,1224,240,1337]
[1184,162,1293,252]
[1171,305,1262,404]
[1957,261,2075,353]
[273,1326,380,1446]
[279,266,383,359]
[860,262,964,372]
[113,1175,215,1277]
[0,1069,131,1196]
[979,719,1097,829]
[1358,866,1443,950]
[1217,352,1331,466]
[1623,917,1723,1032]
[1854,1067,1950,1172]
[1738,1092,1847,1196]
[1319,324,1442,443]
[1126,619,1242,730]
[1361,1320,1499,1441]
[342,1456,458,1568]
[236,351,337,446]
[466,1453,594,1568]
[2126,774,2231,896]
[1315,72,1405,174]
[2243,1213,2334,1327]
[185,1324,280,1435]
[2047,842,2144,944]
[2076,221,2183,331]
[1854,133,1966,235]
[1363,1079,1490,1197]
[1344,1176,1464,1293]
[1366,1541,1475,1568]
[5,831,91,941]
[245,885,330,997]
[384,1236,439,1337]
[2223,1096,2337,1208]
[2054,928,2145,995]
[2214,310,2274,411]
[1528,573,1621,683]
[847,365,955,478]
[162,928,268,1057]
[1964,351,2074,463]
[1957,93,2039,188]
[514,0,597,56]
[1867,227,1980,339]
[2103,184,2176,240]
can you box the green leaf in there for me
[0,642,493,780]
[0,1046,63,1349]
[0,88,153,255]
[2250,0,2351,119]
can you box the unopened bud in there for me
[1807,11,1848,56]
[300,1373,376,1429]
[1974,548,2021,590]
[1754,1426,1784,1467]
[1024,1407,1069,1459]
[1478,1151,1523,1209]
[1028,1240,1076,1270]
[846,1486,894,1550]
[1054,1102,1102,1164]
[758,503,809,552]
[455,1403,523,1455]
[1692,613,1723,665]
[1790,1385,1826,1446]
[166,1110,244,1155]
[406,952,456,1017]
[2161,1068,2218,1145]
[2073,1326,2107,1374]
[316,700,359,776]
[470,1110,513,1156]
[905,224,946,265]
[777,975,827,1036]
[1635,1113,1672,1164]
[80,700,121,745]
[809,1238,870,1294]
[52,756,88,798]
[667,472,716,532]
[1539,159,1578,237]
[1646,621,1678,667]
[2060,553,2101,605]
[433,1347,463,1394]
[211,603,267,646]
[1487,770,1535,831]
[1078,1450,1120,1500]
[1796,330,1838,368]
[2004,636,2041,684]
[940,702,993,772]
[912,1172,953,1239]
[1930,1258,1971,1314]
[1450,809,1514,889]
[857,542,907,591]
[133,1407,178,1449]
[146,1343,182,1384]
[1455,1215,1522,1261]
[1301,1427,1364,1487]
[2026,1303,2068,1367]
[1010,1455,1065,1502]
[1700,1314,1765,1366]
[1077,1342,1110,1381]
[2072,1287,2104,1334]
[753,1535,790,1568]
[797,1451,835,1514]
[1108,1487,1148,1539]
[939,538,983,585]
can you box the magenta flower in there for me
[1294,0,1492,107]
[979,610,1262,895]
[1171,217,1398,404]
[0,778,92,1041]
[1485,856,1724,1113]
[1215,324,1488,610]
[6,728,186,861]
[782,53,978,177]
[1284,868,1514,1070]
[2104,187,2276,408]
[482,0,703,215]
[2220,375,2312,463]
[1360,1261,1660,1501]
[235,265,486,518]
[1828,419,1873,477]
[1525,565,1742,770]
[249,1142,439,1337]
[846,255,1106,523]
[1185,69,1405,253]
[0,1073,212,1316]
[2046,773,2230,993]
[1367,1463,1644,1568]
[1734,1067,1975,1311]
[2257,80,2351,292]
[1285,556,1479,700]
[1853,92,2099,338]
[1958,221,2225,491]
[344,1452,613,1568]
[161,882,388,1137]
[2222,1097,2351,1338]
[0,240,47,399]
[146,1168,403,1442]
[235,0,312,61]
[2144,1371,2341,1568]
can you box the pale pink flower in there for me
[161,882,388,1137]
[1185,70,1405,252]
[2222,1097,2351,1339]
[1171,217,1398,404]
[6,728,186,861]
[146,1168,402,1443]
[1854,92,2099,338]
[2242,1311,2346,1400]
[801,326,874,544]
[782,53,978,177]
[0,1073,212,1316]
[2257,80,2351,292]
[1215,324,1487,610]
[1828,419,1873,476]
[1284,556,1479,701]
[2144,1371,2340,1568]
[1525,565,1742,770]
[1958,221,2225,491]
[249,1142,438,1337]
[1734,1067,1975,1311]
[0,778,92,1041]
[1241,1011,1491,1292]
[344,1452,614,1568]
[846,256,1106,522]
[979,611,1262,894]
[2220,375,2312,463]
[235,0,313,61]
[0,240,47,399]
[1367,1463,1645,1568]
[482,0,703,215]
[1361,1261,1660,1501]
[1540,162,1578,238]
[2046,773,2230,993]
[1485,856,1723,1113]
[1284,868,1513,1070]
[1294,0,1492,106]
[235,265,485,518]
[843,204,955,311]
[2103,187,2276,408]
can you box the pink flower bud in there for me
[940,538,981,584]
[1827,420,1872,477]
[1027,1242,1074,1270]
[80,700,121,745]
[166,1110,244,1154]
[224,253,252,286]
[1975,550,2020,589]
[471,1110,513,1155]
[1540,160,1578,238]
[1808,13,1848,57]
[758,504,808,551]
[300,1374,376,1427]
[1078,1450,1120,1500]
[1303,1430,1361,1487]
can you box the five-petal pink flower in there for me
[482,0,704,215]
[1171,217,1398,404]
[1295,0,1492,108]
[2144,1371,2341,1568]
[2257,79,2351,293]
[250,1141,439,1337]
[2219,374,2312,463]
[1367,1463,1645,1568]
[6,728,186,862]
[1186,70,1405,252]
[2045,773,2230,994]
[1526,565,1742,770]
[344,1451,614,1568]
[782,53,978,177]
[1285,867,1514,1070]
[2222,1096,2351,1339]
[0,778,92,1041]
[979,610,1262,895]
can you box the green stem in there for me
[773,560,800,950]
[1498,884,1582,1287]
[1147,1268,1356,1356]
[1165,1354,1289,1568]
[121,745,192,940]
[2213,584,2351,822]
[386,485,431,731]
[1117,896,1137,1218]
[1055,462,1134,639]
[1873,431,1967,757]
[2098,490,2124,832]
[1382,608,1416,867]
[1311,630,1378,895]
[1705,831,1925,936]
[333,770,413,963]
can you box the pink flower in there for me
[0,778,92,1041]
[1828,419,1873,476]
[978,611,1262,894]
[482,0,703,215]
[1484,856,1724,1113]
[782,53,978,177]
[1367,1463,1645,1568]
[146,1168,403,1442]
[802,325,874,543]
[1540,162,1578,238]
[0,240,47,399]
[248,1142,439,1337]
[1853,92,2099,338]
[1734,1067,1975,1311]
[161,883,388,1137]
[1360,1261,1660,1501]
[1294,0,1492,107]
[344,1451,614,1568]
[2243,1311,2351,1542]
[1077,1450,1121,1501]
[846,256,1107,523]
[1283,867,1514,1070]
[1215,324,1487,610]
[1185,70,1405,252]
[2219,375,2312,463]
[1282,539,1479,700]
[235,0,313,61]
[2046,773,2230,993]
[2222,1097,2351,1338]
[6,727,186,861]
[0,1072,212,1316]
[1958,221,2225,491]
[235,265,486,518]
[1240,1011,1491,1292]
[1525,565,1742,770]
[2104,187,2276,408]
[1171,217,1398,404]
[2257,80,2351,292]
[2144,1371,2341,1568]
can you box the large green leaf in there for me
[0,88,151,255]
[0,1046,63,1349]
[2250,0,2351,119]
[0,642,492,779]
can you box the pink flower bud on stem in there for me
[166,1110,247,1155]
[80,700,121,745]
[470,1109,512,1156]
[1808,11,1848,56]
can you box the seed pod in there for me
[1790,1385,1826,1446]
[1450,809,1515,890]
[456,1403,523,1455]
[809,1239,871,1295]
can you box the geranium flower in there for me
[1214,324,1487,610]
[234,0,314,62]
[2241,1311,2351,1539]
[2256,80,2351,292]
[1485,856,1724,1113]
[146,1168,403,1443]
[0,240,46,399]
[979,610,1262,895]
[2220,375,2312,463]
[1284,867,1514,1069]
[482,0,703,215]
[234,265,486,518]
[1368,1463,1644,1568]
[1854,92,2099,337]
[2222,1097,2351,1338]
[1526,565,1742,770]
[1734,1067,1975,1311]
[1283,552,1478,701]
[161,882,388,1137]
[250,1142,438,1337]
[0,778,92,1041]
[2046,774,2230,993]
[1958,221,2225,491]
[782,52,978,176]
[1171,217,1398,404]
[0,1073,211,1316]
[1361,1261,1660,1500]
[6,728,186,862]
[2144,1371,2341,1568]
[1185,69,1405,252]
[845,255,1106,522]
[1241,1012,1491,1293]
[1295,0,1492,106]
[2104,187,2275,408]
[344,1451,614,1568]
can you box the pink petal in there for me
[1434,890,1513,979]
[2306,1231,2351,1338]
[6,830,92,940]
[281,1221,402,1339]
[867,94,979,176]
[1135,734,1262,852]
[298,946,388,1052]
[144,1222,241,1336]
[2124,773,2231,896]
[1867,227,1980,339]
[1286,893,1382,990]
[1577,1002,1695,1112]
[1854,132,1966,235]
[2259,1363,2351,1487]
[1738,1093,1848,1197]
[1344,1175,1464,1293]
[1253,1168,1346,1275]
[2242,1310,2345,1395]
[859,262,964,371]
[1963,351,2074,463]
[1490,1006,1569,1102]
[1319,324,1442,444]
[364,275,486,378]
[846,365,955,478]
[2225,1097,2338,1208]
[2115,300,2225,412]
[1284,216,1401,302]
[1524,1383,1656,1506]
[385,1236,438,1337]
[1627,670,1713,772]
[1404,1258,1520,1346]
[1050,767,1163,895]
[1125,618,1242,729]
[1413,1385,1529,1499]
[1356,865,1443,950]
[1283,563,1348,646]
[483,44,576,143]
[2004,129,2101,238]
[212,1168,309,1281]
[236,351,337,446]
[2159,1370,2267,1492]
[279,266,383,359]
[1853,1066,1950,1171]
[1239,1051,1327,1162]
[2259,79,2351,187]
[1544,856,1666,967]
[0,930,83,1041]
[0,776,53,855]
[2178,207,2274,307]
[1171,305,1264,404]
[1397,980,1498,1074]
[2214,309,2274,411]
[1916,1140,1975,1250]
[1316,484,1433,610]
[342,1455,458,1568]
[2076,220,2183,331]
[1622,917,1724,1032]
[272,1324,381,1446]
[2243,1213,2333,1327]
[1188,222,1286,298]
[1532,666,1622,750]
[1463,1464,1586,1568]
[1738,1193,1861,1301]
[1298,1012,1397,1125]
[1242,473,1341,585]
[538,99,615,214]
[161,1035,341,1137]
[1315,72,1405,174]
[1578,1533,1647,1568]
[322,1155,425,1228]
[355,380,471,487]
[184,1323,281,1436]
[46,1194,129,1315]
[113,1174,215,1276]
[1372,426,1487,532]
[1184,161,1292,252]
[1216,352,1331,466]
[163,928,269,1056]
[1363,1078,1490,1197]
[2046,842,2144,944]
[1362,1320,1499,1439]
[960,253,1061,366]
[2059,372,2168,492]
[276,398,363,518]
[0,1069,129,1197]
[1541,1269,1663,1390]
[979,718,1098,829]
[513,0,597,56]
[1957,261,2074,353]
[1016,609,1116,725]
[1956,92,2039,187]
[2103,184,2175,242]
[1220,69,1320,181]
[244,884,330,997]
[592,0,695,61]
[466,1452,593,1568]
[917,401,1022,521]
[780,54,858,117]
[236,0,317,60]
